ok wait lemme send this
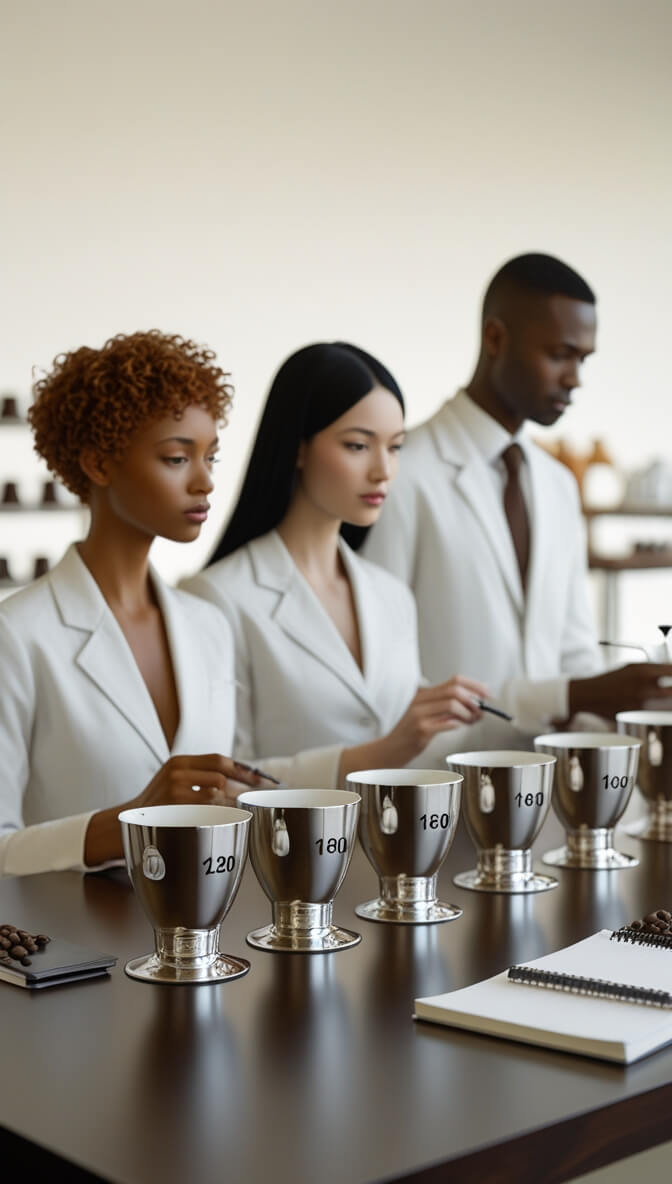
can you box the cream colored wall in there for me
[1,0,671,591]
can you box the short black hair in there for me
[483,253,595,320]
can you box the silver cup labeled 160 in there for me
[345,769,463,923]
[237,789,361,953]
[120,804,252,984]
[446,751,557,893]
[616,712,672,841]
[534,732,641,869]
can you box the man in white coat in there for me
[364,253,672,748]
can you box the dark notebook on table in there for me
[0,938,117,989]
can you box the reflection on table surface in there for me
[2,812,672,1184]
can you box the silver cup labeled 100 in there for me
[237,789,361,953]
[345,769,463,923]
[616,712,672,841]
[534,732,641,869]
[446,751,557,893]
[120,804,251,984]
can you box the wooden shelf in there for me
[589,550,672,571]
[584,504,672,518]
[0,503,82,514]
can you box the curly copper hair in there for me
[29,330,233,502]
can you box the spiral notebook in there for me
[414,929,672,1064]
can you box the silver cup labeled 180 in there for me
[237,789,361,953]
[345,769,463,923]
[446,751,557,893]
[120,804,252,984]
[534,732,641,869]
[617,712,672,841]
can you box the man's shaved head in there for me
[467,253,597,433]
[482,254,595,324]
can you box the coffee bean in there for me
[0,924,50,962]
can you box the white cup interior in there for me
[617,711,672,726]
[346,768,462,787]
[237,789,360,809]
[535,732,642,749]
[446,750,556,768]
[118,805,251,827]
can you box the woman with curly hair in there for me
[184,342,489,789]
[0,330,264,877]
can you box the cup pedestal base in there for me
[246,901,360,954]
[124,927,250,984]
[622,802,672,842]
[543,827,639,869]
[454,848,558,894]
[125,952,250,983]
[355,873,462,924]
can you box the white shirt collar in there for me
[450,389,526,465]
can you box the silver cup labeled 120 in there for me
[237,789,361,953]
[616,712,672,841]
[446,751,557,893]
[534,732,641,869]
[346,769,463,923]
[120,804,252,984]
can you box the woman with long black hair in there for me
[184,342,488,788]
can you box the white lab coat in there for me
[0,545,236,876]
[182,530,423,786]
[363,394,601,749]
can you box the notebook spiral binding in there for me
[610,926,672,950]
[507,963,672,1008]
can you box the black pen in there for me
[476,699,514,722]
[233,760,282,785]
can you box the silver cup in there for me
[534,732,641,869]
[120,804,251,984]
[446,751,557,893]
[617,712,672,840]
[345,769,463,924]
[236,789,361,953]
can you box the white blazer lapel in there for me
[152,575,216,752]
[251,533,380,714]
[432,406,525,614]
[50,547,170,764]
[338,542,386,722]
[523,442,562,646]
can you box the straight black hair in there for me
[208,341,404,562]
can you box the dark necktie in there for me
[502,443,529,588]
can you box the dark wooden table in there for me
[2,812,672,1184]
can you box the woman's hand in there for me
[127,754,266,809]
[338,675,491,782]
[84,754,269,867]
[381,676,491,766]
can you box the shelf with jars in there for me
[0,394,87,597]
[535,435,672,637]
